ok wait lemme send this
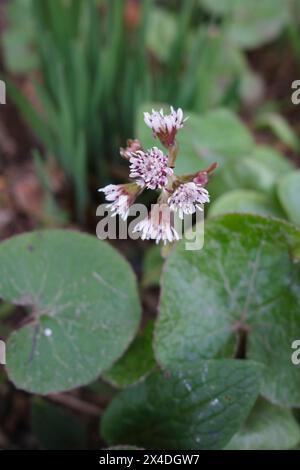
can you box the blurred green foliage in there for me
[4,0,296,220]
[3,0,288,218]
[6,0,152,219]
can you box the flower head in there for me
[133,203,179,245]
[168,182,210,219]
[144,107,186,147]
[98,183,141,220]
[98,105,216,247]
[129,147,173,190]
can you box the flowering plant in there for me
[99,107,217,245]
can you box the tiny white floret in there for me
[168,182,210,219]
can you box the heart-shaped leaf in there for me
[0,230,141,394]
[155,214,300,406]
[101,360,262,450]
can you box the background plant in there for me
[4,0,298,220]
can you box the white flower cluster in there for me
[99,107,212,244]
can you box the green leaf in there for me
[0,230,141,394]
[141,245,163,288]
[137,104,254,174]
[146,8,177,62]
[103,321,156,388]
[277,171,300,226]
[208,145,294,201]
[251,145,295,175]
[32,398,86,449]
[225,397,300,450]
[154,214,300,406]
[255,112,300,152]
[208,190,284,218]
[209,157,279,200]
[178,108,254,170]
[101,360,262,450]
[239,68,264,107]
[200,0,289,49]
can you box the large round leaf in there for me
[101,360,262,450]
[0,230,141,393]
[155,214,300,406]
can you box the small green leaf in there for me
[255,112,299,152]
[146,8,176,62]
[200,0,289,49]
[0,230,141,394]
[225,397,300,450]
[208,190,284,218]
[277,171,300,226]
[101,360,262,450]
[103,321,156,388]
[155,214,300,406]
